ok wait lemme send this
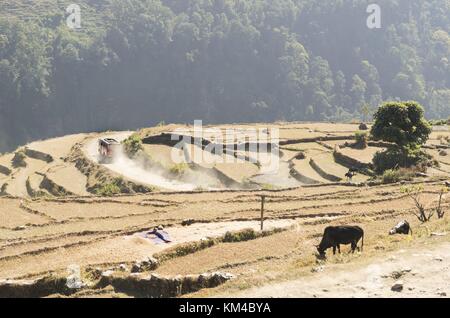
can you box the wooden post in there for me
[260,195,266,231]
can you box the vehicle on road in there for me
[98,138,120,163]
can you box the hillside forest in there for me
[0,0,450,151]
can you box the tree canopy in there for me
[0,0,450,151]
[371,101,433,173]
[371,101,432,147]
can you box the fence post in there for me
[260,195,266,231]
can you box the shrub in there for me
[172,239,216,257]
[401,185,434,222]
[94,183,121,196]
[359,123,368,130]
[373,146,433,174]
[223,228,257,243]
[381,168,415,184]
[295,151,306,159]
[261,183,276,190]
[430,119,448,126]
[354,132,368,149]
[436,187,447,219]
[169,163,188,176]
[381,169,401,184]
[12,150,27,168]
[94,178,126,196]
[122,134,143,158]
[155,238,218,262]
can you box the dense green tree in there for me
[371,101,431,147]
[0,18,51,149]
[371,101,433,173]
[350,75,367,113]
[0,0,450,151]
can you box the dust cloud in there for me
[84,133,222,191]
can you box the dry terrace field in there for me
[0,180,450,297]
[1,122,450,297]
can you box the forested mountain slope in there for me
[1,0,449,151]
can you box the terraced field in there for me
[0,133,94,197]
[1,121,450,196]
[0,180,449,297]
[1,122,450,298]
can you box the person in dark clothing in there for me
[147,226,171,243]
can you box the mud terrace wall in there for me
[0,164,11,176]
[0,272,234,298]
[143,133,277,155]
[289,163,321,185]
[279,135,354,146]
[11,151,27,168]
[97,272,234,298]
[39,175,74,197]
[333,149,373,172]
[0,276,71,298]
[0,183,8,195]
[24,148,54,163]
[309,159,342,182]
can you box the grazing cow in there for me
[389,220,412,235]
[317,226,364,256]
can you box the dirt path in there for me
[0,219,295,279]
[229,241,450,298]
[83,132,211,191]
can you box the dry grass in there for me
[156,230,300,276]
[0,198,50,229]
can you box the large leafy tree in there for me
[371,101,432,147]
[371,101,433,173]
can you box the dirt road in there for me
[230,240,450,298]
[83,132,199,191]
